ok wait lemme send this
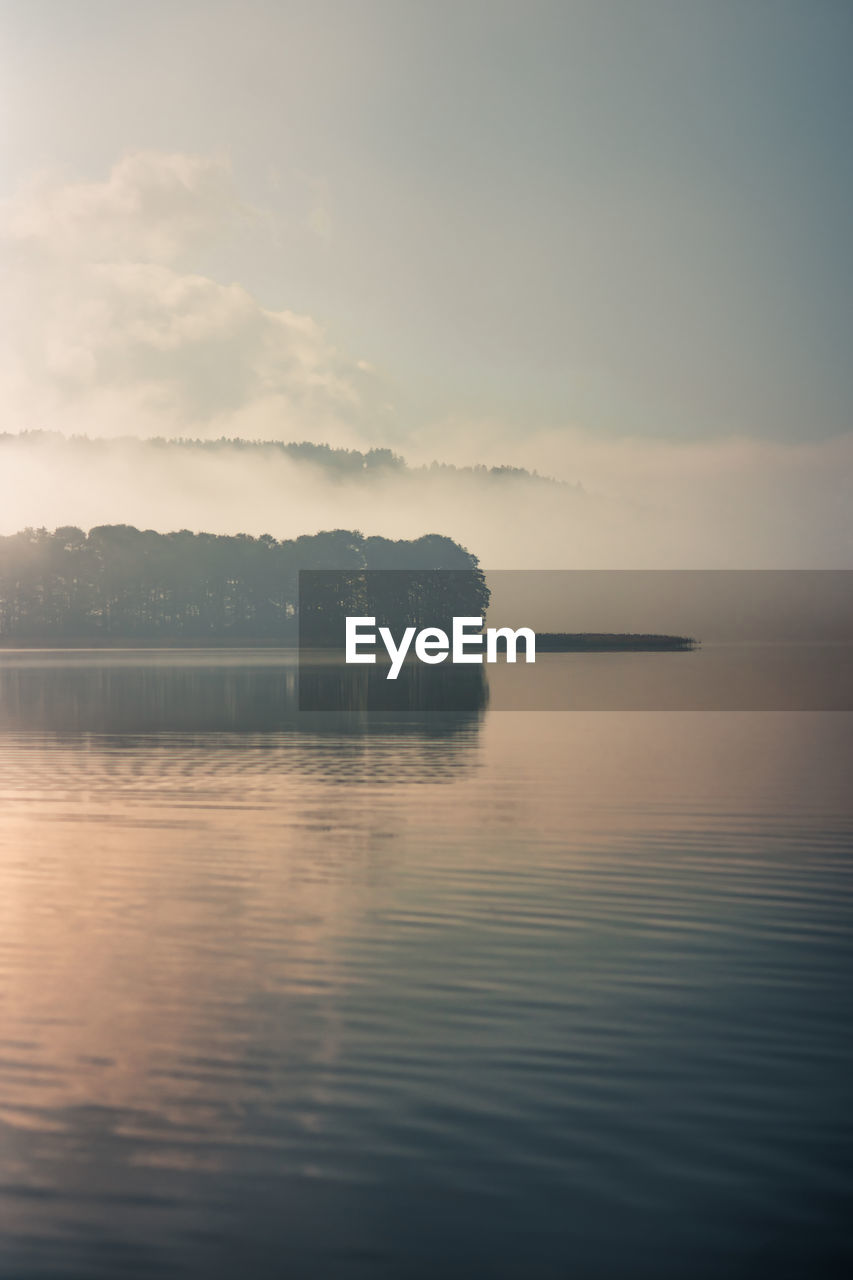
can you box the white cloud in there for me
[0,151,387,442]
[1,151,242,264]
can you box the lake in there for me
[1,651,852,1278]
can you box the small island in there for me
[536,633,697,652]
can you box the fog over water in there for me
[1,431,851,570]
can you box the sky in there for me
[0,0,851,564]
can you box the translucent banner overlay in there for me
[298,570,853,711]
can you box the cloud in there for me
[1,150,242,264]
[0,152,387,442]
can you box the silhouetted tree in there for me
[0,525,489,642]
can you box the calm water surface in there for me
[0,653,851,1278]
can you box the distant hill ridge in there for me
[0,431,572,488]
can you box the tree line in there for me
[1,432,569,488]
[0,525,488,641]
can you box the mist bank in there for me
[0,432,565,487]
[0,429,850,569]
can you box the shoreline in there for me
[535,633,698,652]
[0,632,699,652]
[0,637,298,650]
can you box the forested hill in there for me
[0,432,570,488]
[0,526,485,643]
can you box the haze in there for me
[1,1,851,567]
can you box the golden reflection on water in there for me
[0,688,852,1277]
[2,711,849,1122]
